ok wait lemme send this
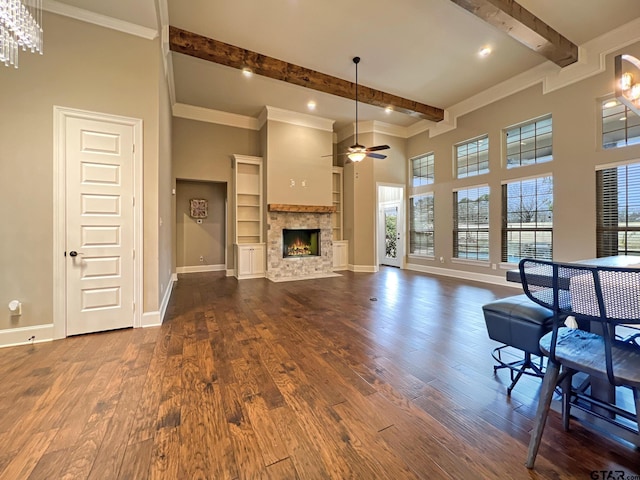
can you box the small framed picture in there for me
[189,198,208,219]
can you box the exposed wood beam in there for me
[449,0,578,67]
[169,26,445,122]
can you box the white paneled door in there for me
[64,116,135,335]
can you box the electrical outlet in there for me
[199,256,204,262]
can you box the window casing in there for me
[502,176,553,262]
[602,99,640,149]
[409,193,434,257]
[453,186,489,260]
[505,115,552,168]
[455,136,489,179]
[411,153,434,187]
[597,162,640,256]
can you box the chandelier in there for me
[0,0,43,68]
[615,54,640,117]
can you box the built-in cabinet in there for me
[233,154,265,278]
[235,244,265,279]
[332,166,343,241]
[332,240,349,271]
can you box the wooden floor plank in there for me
[0,268,638,479]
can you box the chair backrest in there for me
[519,258,640,385]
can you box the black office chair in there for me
[519,258,640,469]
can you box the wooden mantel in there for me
[268,204,336,213]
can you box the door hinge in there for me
[132,144,135,153]
[133,302,135,312]
[132,249,135,259]
[132,197,135,207]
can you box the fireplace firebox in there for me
[282,229,320,257]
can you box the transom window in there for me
[411,153,434,187]
[602,98,640,149]
[455,135,489,179]
[505,115,552,168]
[596,161,640,256]
[453,186,489,260]
[502,176,553,262]
[409,193,434,256]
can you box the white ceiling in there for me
[49,0,640,131]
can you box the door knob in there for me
[69,251,83,257]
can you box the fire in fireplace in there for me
[282,229,320,257]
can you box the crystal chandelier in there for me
[0,0,43,68]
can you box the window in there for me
[453,186,489,260]
[411,153,434,187]
[505,115,552,168]
[502,176,553,262]
[409,193,434,256]
[602,98,640,149]
[596,162,640,256]
[455,135,489,178]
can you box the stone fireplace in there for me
[267,204,336,281]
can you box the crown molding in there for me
[43,0,158,40]
[337,120,419,143]
[173,103,259,130]
[262,106,334,132]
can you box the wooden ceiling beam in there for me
[169,26,445,122]
[449,0,578,67]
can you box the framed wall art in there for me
[189,198,208,219]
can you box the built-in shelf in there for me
[332,167,343,241]
[233,155,263,245]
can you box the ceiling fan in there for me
[331,57,390,163]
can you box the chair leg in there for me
[561,370,574,432]
[526,360,560,469]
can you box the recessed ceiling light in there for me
[479,46,492,57]
[242,67,253,78]
[385,106,393,114]
[620,116,627,121]
[307,101,316,110]
[604,100,618,108]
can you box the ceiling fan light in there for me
[348,151,366,162]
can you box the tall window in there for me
[502,176,553,262]
[455,135,489,179]
[505,115,552,168]
[596,162,640,256]
[453,186,490,260]
[411,153,434,187]
[602,98,640,149]
[409,193,434,256]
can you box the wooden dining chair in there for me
[519,258,640,469]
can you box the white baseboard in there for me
[406,262,520,288]
[156,274,177,325]
[0,324,54,349]
[349,264,379,273]
[226,269,235,277]
[141,311,161,328]
[176,264,226,274]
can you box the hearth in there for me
[283,229,320,258]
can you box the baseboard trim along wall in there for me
[406,262,519,288]
[0,324,54,349]
[176,264,226,274]
[349,264,379,273]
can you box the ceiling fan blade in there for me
[367,152,387,159]
[366,145,390,152]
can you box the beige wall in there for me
[172,118,261,269]
[406,42,640,278]
[176,181,227,267]
[0,13,161,331]
[265,120,333,206]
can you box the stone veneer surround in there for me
[267,211,333,280]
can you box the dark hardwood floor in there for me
[0,267,639,479]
